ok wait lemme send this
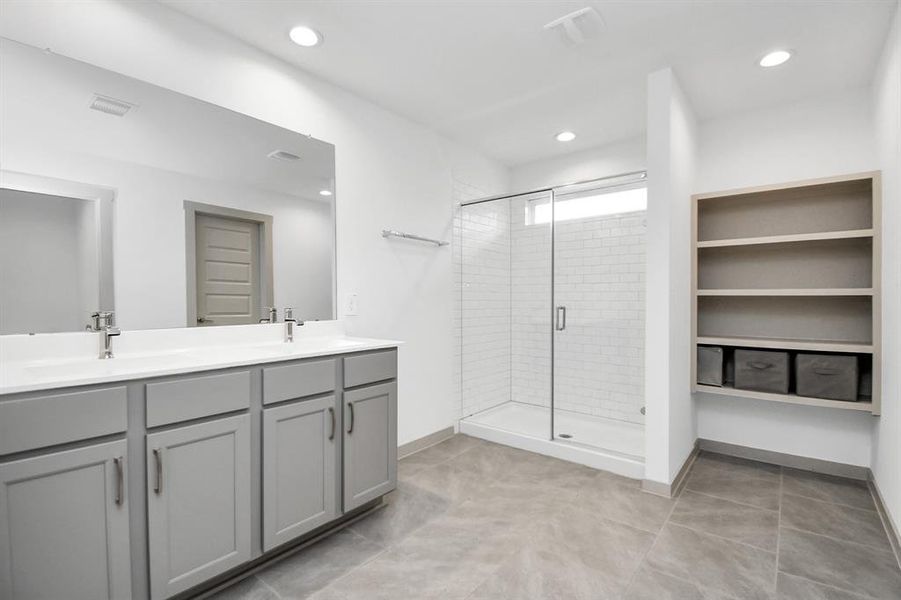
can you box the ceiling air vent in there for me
[89,94,135,117]
[267,150,302,161]
[544,7,605,46]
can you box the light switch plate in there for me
[345,293,359,316]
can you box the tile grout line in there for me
[780,489,878,513]
[254,574,284,600]
[307,544,392,597]
[663,521,778,555]
[774,466,783,591]
[620,468,690,592]
[778,524,899,556]
[329,438,491,595]
[681,487,780,512]
[776,570,875,600]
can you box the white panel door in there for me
[195,214,260,326]
[0,440,131,600]
[343,382,397,512]
[146,414,251,600]
[262,395,338,551]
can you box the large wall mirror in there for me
[0,38,336,334]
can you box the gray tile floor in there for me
[212,435,901,600]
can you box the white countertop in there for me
[0,321,401,395]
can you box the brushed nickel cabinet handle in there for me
[328,407,336,441]
[153,449,162,494]
[347,403,355,434]
[113,456,124,506]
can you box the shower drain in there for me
[558,433,573,439]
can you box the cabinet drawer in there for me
[343,350,397,388]
[0,387,127,455]
[146,370,250,427]
[263,359,336,405]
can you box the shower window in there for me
[527,185,647,225]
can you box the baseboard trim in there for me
[642,441,699,498]
[697,439,869,481]
[869,474,901,570]
[397,426,455,459]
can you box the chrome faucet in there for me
[284,307,303,342]
[260,307,278,324]
[88,311,121,359]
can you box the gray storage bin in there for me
[734,349,790,394]
[796,354,859,401]
[697,346,725,386]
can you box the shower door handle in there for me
[555,306,567,331]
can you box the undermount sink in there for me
[24,350,192,379]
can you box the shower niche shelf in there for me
[691,172,882,415]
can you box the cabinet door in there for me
[0,440,131,600]
[147,414,250,600]
[262,395,338,551]
[343,382,397,511]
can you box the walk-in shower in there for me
[456,172,648,478]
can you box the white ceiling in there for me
[162,0,897,166]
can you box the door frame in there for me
[184,200,274,327]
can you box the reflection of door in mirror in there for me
[187,202,274,327]
[195,214,260,327]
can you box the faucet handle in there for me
[88,310,115,331]
[284,307,295,322]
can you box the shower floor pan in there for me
[459,401,644,479]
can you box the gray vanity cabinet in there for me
[262,395,339,551]
[343,381,397,511]
[0,440,131,600]
[146,414,251,600]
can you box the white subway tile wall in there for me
[509,195,552,411]
[454,180,512,417]
[455,187,646,427]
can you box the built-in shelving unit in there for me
[691,172,882,414]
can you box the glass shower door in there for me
[551,177,648,456]
[459,190,553,440]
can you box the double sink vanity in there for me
[0,321,400,600]
[0,36,398,600]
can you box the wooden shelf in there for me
[696,337,873,354]
[697,288,873,297]
[697,229,873,248]
[695,384,874,412]
[692,171,881,415]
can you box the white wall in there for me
[510,137,646,192]
[0,0,509,445]
[695,89,876,192]
[693,88,879,467]
[871,0,901,537]
[645,68,699,484]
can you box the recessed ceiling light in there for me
[289,25,322,47]
[319,189,333,196]
[759,50,791,68]
[556,131,576,142]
